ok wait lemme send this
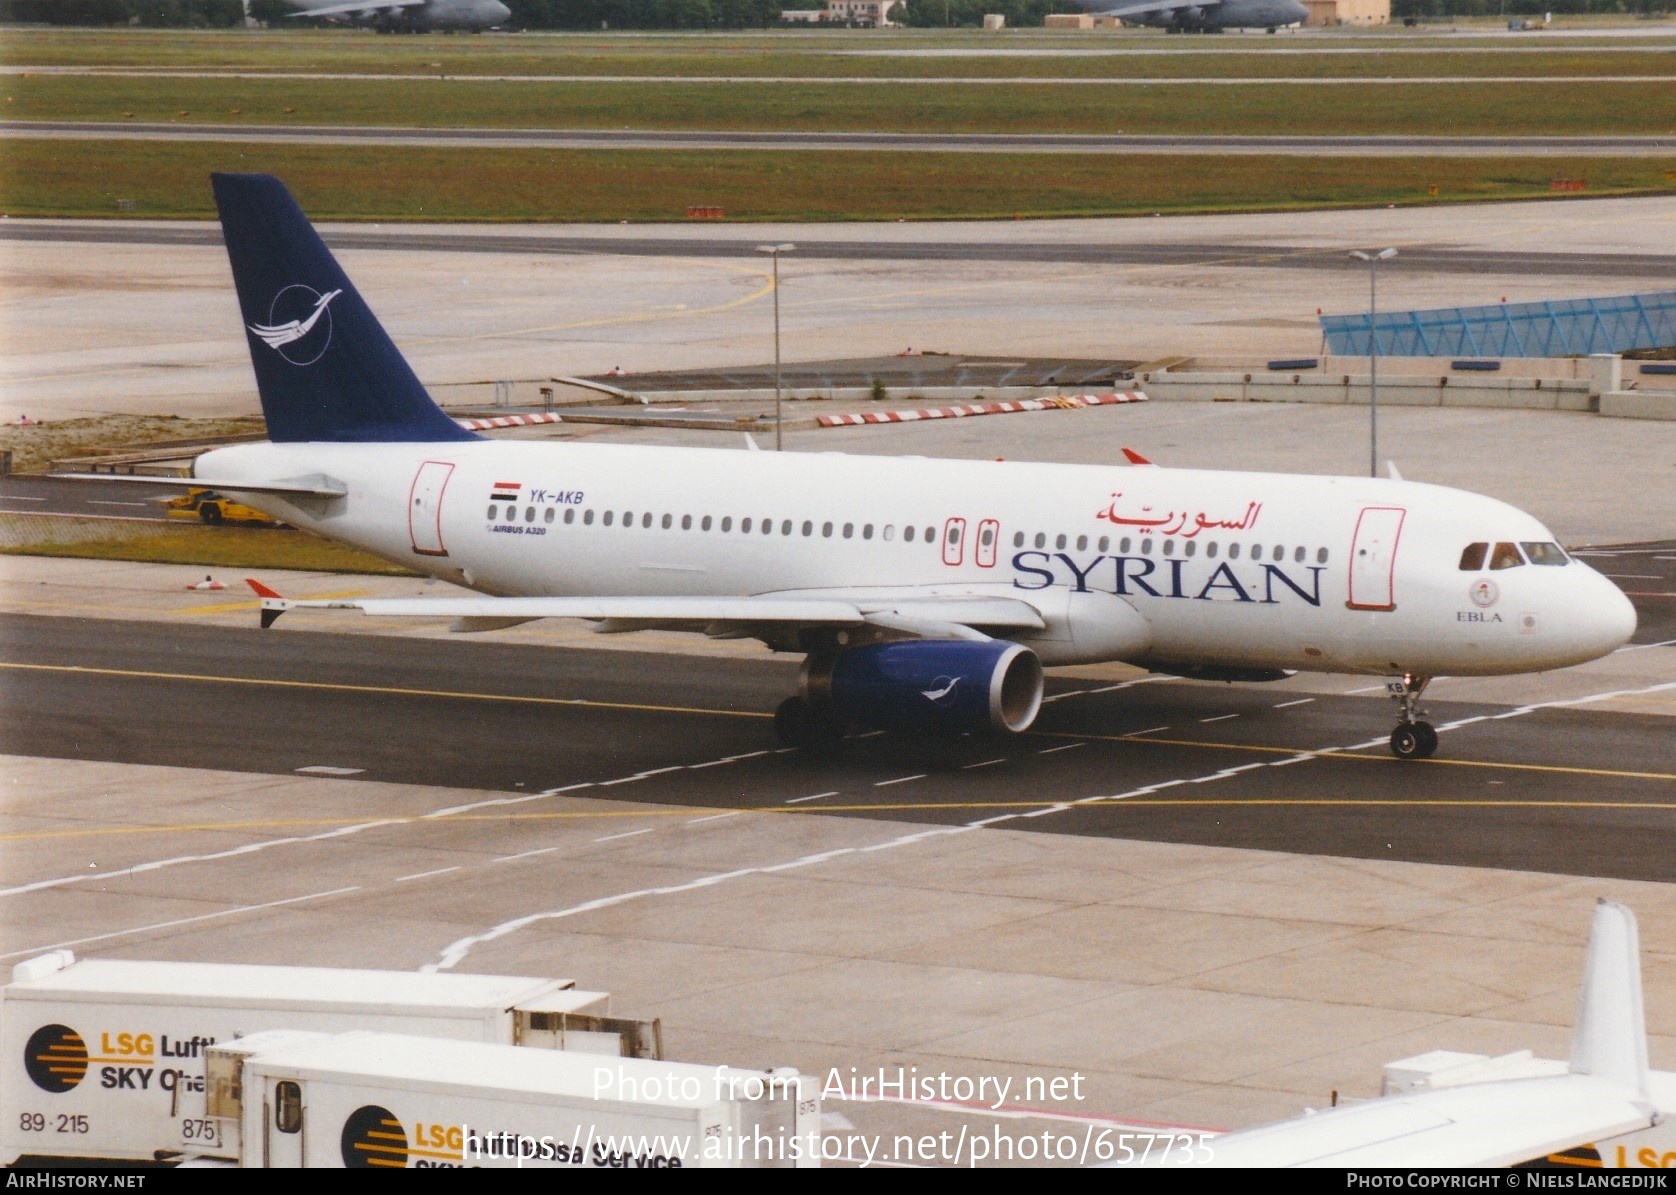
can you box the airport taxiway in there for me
[1,198,1672,1162]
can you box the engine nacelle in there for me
[806,640,1044,736]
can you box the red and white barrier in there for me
[456,411,567,431]
[816,391,1147,428]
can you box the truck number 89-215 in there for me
[19,1113,89,1133]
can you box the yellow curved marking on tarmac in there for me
[0,660,771,719]
[3,260,774,379]
[408,259,777,346]
[7,797,1676,846]
[1034,732,1676,783]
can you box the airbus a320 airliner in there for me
[66,175,1637,759]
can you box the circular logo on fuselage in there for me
[24,1024,88,1093]
[1469,579,1499,608]
[250,284,341,367]
[342,1103,409,1168]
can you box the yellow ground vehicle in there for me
[161,487,283,527]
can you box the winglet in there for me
[245,578,288,629]
[1122,448,1154,466]
[1569,899,1649,1098]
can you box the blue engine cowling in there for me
[806,640,1044,735]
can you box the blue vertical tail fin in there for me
[212,173,479,444]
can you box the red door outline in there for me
[975,518,999,568]
[409,461,455,557]
[1346,506,1405,611]
[942,517,967,567]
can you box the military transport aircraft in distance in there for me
[1062,0,1308,32]
[57,174,1637,760]
[281,0,511,32]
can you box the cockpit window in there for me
[1458,543,1488,571]
[1521,542,1570,567]
[1489,542,1525,570]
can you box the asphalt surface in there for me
[8,121,1675,158]
[3,611,1670,884]
[1,220,1668,280]
[0,476,179,521]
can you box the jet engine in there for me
[801,639,1044,738]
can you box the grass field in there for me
[5,26,1675,78]
[2,26,1671,220]
[8,73,1674,136]
[3,526,419,575]
[3,137,1669,222]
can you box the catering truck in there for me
[2,951,657,1165]
[207,1029,820,1168]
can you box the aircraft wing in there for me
[52,473,348,498]
[1191,1074,1654,1167]
[248,583,1047,638]
[289,0,427,16]
[1079,0,1214,14]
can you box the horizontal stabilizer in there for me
[52,473,348,499]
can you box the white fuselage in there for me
[201,439,1637,677]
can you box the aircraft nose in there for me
[490,0,510,19]
[1579,574,1638,657]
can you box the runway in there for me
[2,608,1672,882]
[2,219,1668,280]
[8,120,1674,158]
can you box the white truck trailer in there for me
[2,951,656,1165]
[208,1029,820,1168]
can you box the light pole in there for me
[755,243,795,452]
[1350,248,1397,479]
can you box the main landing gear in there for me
[1385,673,1438,760]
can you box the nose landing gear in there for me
[1386,674,1438,759]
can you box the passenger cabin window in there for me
[564,509,576,525]
[583,509,594,526]
[525,506,536,522]
[544,508,555,524]
[906,526,917,543]
[1013,531,1025,548]
[1459,543,1489,571]
[486,504,497,520]
[1317,548,1329,563]
[1490,542,1525,570]
[1098,536,1109,553]
[662,514,673,530]
[1522,542,1570,566]
[1033,532,1045,550]
[643,513,653,529]
[702,516,713,532]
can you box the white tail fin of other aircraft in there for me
[1149,900,1659,1169]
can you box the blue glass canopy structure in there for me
[1321,291,1676,358]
